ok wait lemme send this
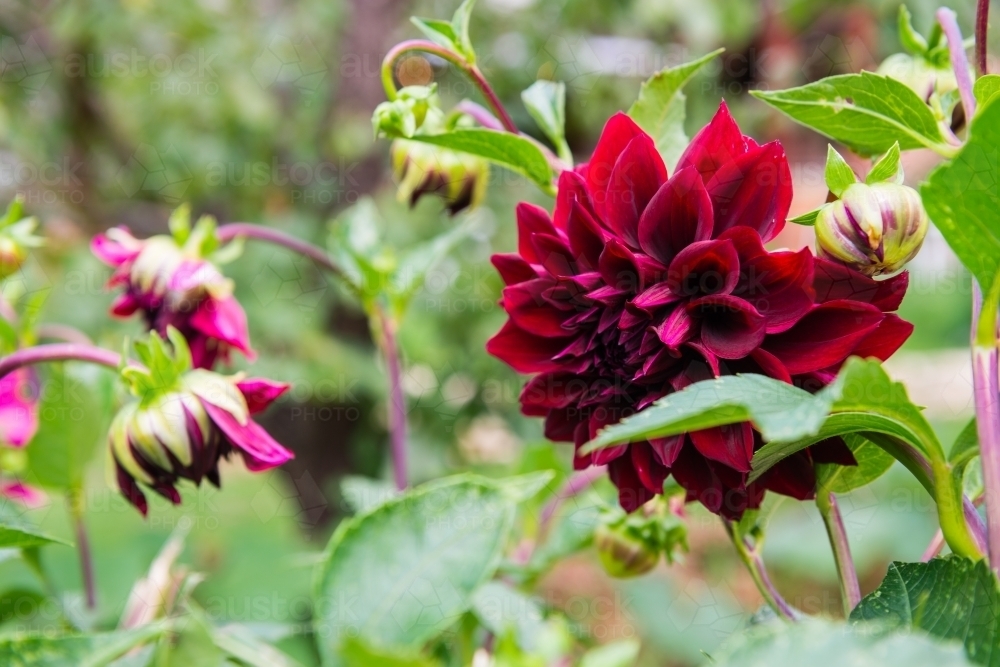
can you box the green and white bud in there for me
[0,198,43,280]
[392,138,488,215]
[815,182,929,277]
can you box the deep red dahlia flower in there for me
[487,102,912,518]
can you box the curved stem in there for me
[216,223,346,281]
[382,39,518,134]
[374,305,408,491]
[722,519,796,621]
[0,344,123,381]
[454,100,503,131]
[938,8,977,121]
[923,494,985,561]
[816,491,861,616]
[977,0,991,76]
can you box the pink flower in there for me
[92,226,253,369]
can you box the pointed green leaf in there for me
[627,49,723,168]
[851,556,999,666]
[0,516,69,549]
[816,433,895,494]
[825,145,858,196]
[866,142,903,184]
[409,18,460,53]
[974,75,1000,109]
[898,5,929,56]
[451,0,478,63]
[789,208,822,226]
[751,72,952,156]
[0,624,167,667]
[950,419,979,468]
[313,475,516,665]
[521,80,570,163]
[340,637,441,667]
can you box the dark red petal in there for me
[586,113,647,219]
[553,170,597,231]
[631,441,669,493]
[813,259,909,311]
[716,226,767,262]
[605,134,668,248]
[705,141,791,242]
[675,101,749,184]
[750,348,792,383]
[691,294,766,360]
[566,199,608,270]
[544,408,577,442]
[668,239,740,297]
[115,461,148,516]
[649,434,685,468]
[689,422,754,472]
[503,280,570,337]
[486,320,568,373]
[638,167,714,265]
[492,253,537,286]
[758,450,816,500]
[849,313,913,361]
[598,239,666,293]
[740,248,815,333]
[762,300,884,375]
[671,441,725,515]
[608,454,655,512]
[520,372,586,411]
[530,233,576,277]
[517,203,557,263]
[810,437,857,466]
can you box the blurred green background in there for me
[0,0,991,664]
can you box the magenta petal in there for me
[530,233,576,278]
[637,167,714,265]
[516,203,557,264]
[0,369,38,448]
[691,294,766,360]
[675,101,749,183]
[567,200,609,270]
[749,348,792,383]
[740,248,815,333]
[656,305,697,350]
[631,283,683,313]
[190,296,255,359]
[110,292,140,317]
[667,239,740,297]
[91,229,141,266]
[237,378,290,415]
[492,253,537,286]
[705,141,792,242]
[762,300,885,375]
[0,481,46,508]
[604,134,668,248]
[690,422,754,472]
[504,280,571,337]
[585,113,647,219]
[486,320,567,373]
[202,401,293,471]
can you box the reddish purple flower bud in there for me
[92,209,253,369]
[110,329,292,515]
[487,102,913,519]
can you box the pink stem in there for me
[454,100,504,131]
[216,223,345,281]
[978,0,991,76]
[69,493,96,610]
[0,344,123,380]
[938,8,977,120]
[538,467,605,535]
[377,308,408,491]
[820,492,861,614]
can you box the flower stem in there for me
[722,519,796,621]
[538,467,605,536]
[374,305,408,491]
[216,223,347,281]
[68,488,96,610]
[0,343,123,381]
[382,39,518,134]
[816,491,861,616]
[977,0,991,76]
[938,8,977,121]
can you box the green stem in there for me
[816,491,861,616]
[722,519,796,621]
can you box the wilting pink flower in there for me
[487,102,912,518]
[111,331,292,515]
[0,368,45,507]
[92,227,253,369]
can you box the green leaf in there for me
[211,624,306,667]
[450,0,478,64]
[0,624,167,667]
[974,75,1000,109]
[406,129,553,193]
[898,5,929,56]
[950,419,979,469]
[921,97,1000,303]
[866,142,903,184]
[825,145,858,196]
[579,639,641,667]
[627,49,723,169]
[712,618,974,666]
[850,556,1000,666]
[816,433,895,494]
[788,208,821,226]
[471,582,545,652]
[582,373,839,455]
[496,470,556,503]
[751,72,952,156]
[313,475,517,665]
[410,18,459,53]
[340,476,397,514]
[27,362,116,490]
[521,80,570,163]
[155,610,222,667]
[392,217,476,314]
[339,637,441,667]
[0,516,68,549]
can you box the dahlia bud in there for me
[814,182,929,277]
[111,328,292,515]
[392,139,488,215]
[92,205,253,369]
[877,54,958,102]
[0,197,42,280]
[594,520,660,578]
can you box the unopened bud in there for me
[392,139,488,215]
[815,182,929,277]
[877,53,959,102]
[594,519,659,578]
